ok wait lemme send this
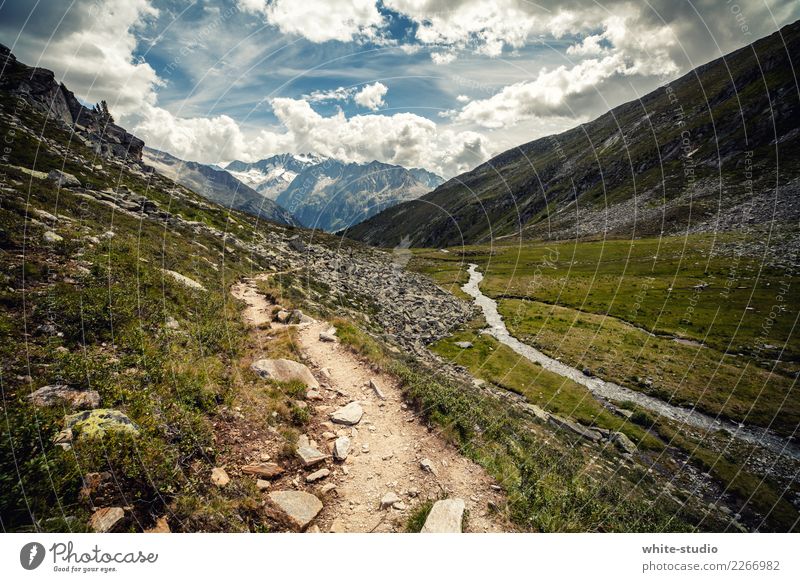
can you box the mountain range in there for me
[346,20,800,248]
[226,155,443,231]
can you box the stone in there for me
[145,516,170,533]
[165,316,180,330]
[320,483,337,495]
[582,367,594,377]
[43,230,64,243]
[268,491,323,531]
[161,269,206,291]
[333,436,351,461]
[307,524,321,533]
[380,492,401,510]
[393,501,407,511]
[62,409,139,441]
[28,384,100,409]
[256,479,271,491]
[421,499,465,533]
[89,507,124,533]
[306,389,323,400]
[547,415,602,442]
[454,341,473,349]
[319,331,337,342]
[275,310,291,323]
[306,468,330,482]
[329,518,346,533]
[369,378,386,400]
[48,169,81,188]
[419,458,437,475]
[241,462,284,479]
[251,358,319,388]
[330,402,363,425]
[296,445,327,467]
[611,432,637,455]
[211,467,230,487]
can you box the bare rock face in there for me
[268,491,323,531]
[89,507,125,533]
[421,498,465,533]
[28,384,100,410]
[251,358,319,388]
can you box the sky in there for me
[1,0,798,178]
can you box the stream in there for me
[462,264,800,461]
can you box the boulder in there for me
[268,491,322,531]
[43,231,64,243]
[241,462,284,479]
[454,341,473,349]
[333,436,351,461]
[611,432,638,455]
[161,269,206,291]
[319,331,337,342]
[251,358,319,388]
[48,169,81,188]
[330,402,363,425]
[421,498,465,533]
[89,507,124,533]
[211,467,230,487]
[27,384,100,410]
[547,415,603,442]
[62,409,139,441]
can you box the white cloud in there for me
[236,0,384,43]
[353,82,387,110]
[431,51,457,65]
[456,95,470,103]
[305,86,354,103]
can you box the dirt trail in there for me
[233,278,508,532]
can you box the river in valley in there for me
[462,264,800,461]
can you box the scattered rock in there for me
[256,479,271,491]
[419,458,437,475]
[330,401,363,425]
[454,341,473,349]
[48,169,81,188]
[333,436,351,461]
[251,358,319,388]
[421,498,465,533]
[380,492,401,510]
[241,462,284,479]
[547,415,602,442]
[211,467,230,487]
[161,269,206,291]
[27,384,100,409]
[296,444,327,467]
[165,316,181,330]
[61,409,139,441]
[89,507,125,533]
[369,378,386,400]
[582,367,594,377]
[611,432,638,455]
[268,491,323,531]
[319,331,337,342]
[306,389,323,400]
[306,468,330,482]
[329,518,346,533]
[43,230,64,243]
[319,483,337,495]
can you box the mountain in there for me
[226,153,324,200]
[143,147,299,226]
[346,20,800,248]
[276,159,443,232]
[0,44,143,161]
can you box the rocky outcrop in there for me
[1,44,144,161]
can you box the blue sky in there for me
[2,0,798,176]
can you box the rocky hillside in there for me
[346,20,800,248]
[277,159,443,232]
[143,147,298,226]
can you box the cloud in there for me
[353,82,387,110]
[0,0,161,116]
[455,11,680,129]
[431,51,457,65]
[236,0,384,43]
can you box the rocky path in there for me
[232,277,508,532]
